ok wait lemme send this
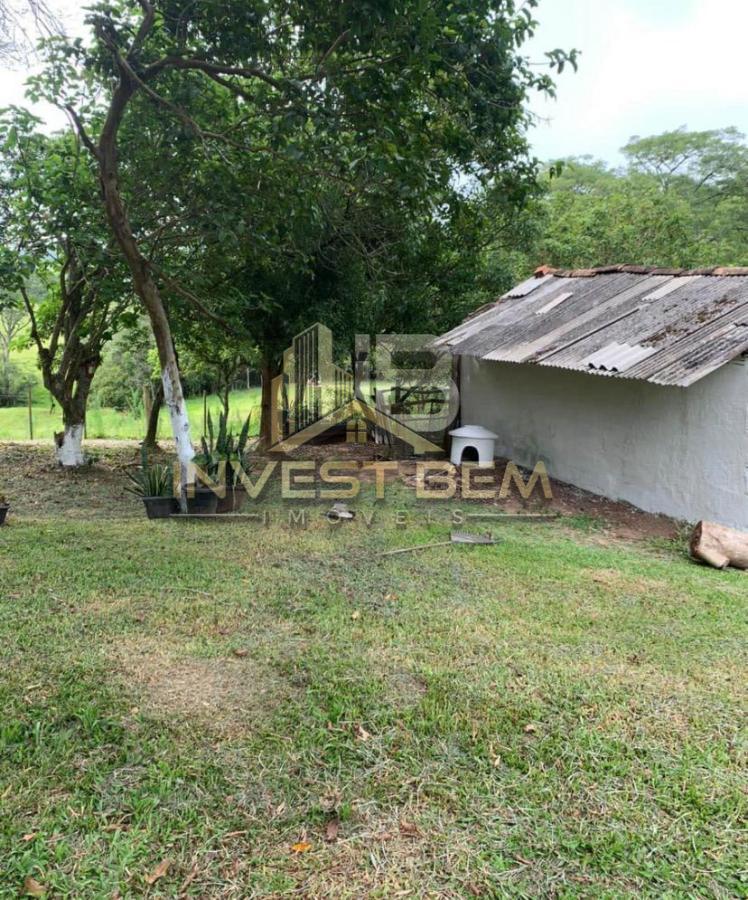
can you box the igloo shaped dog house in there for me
[449,425,498,466]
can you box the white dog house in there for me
[435,265,748,529]
[449,425,498,465]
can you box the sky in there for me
[528,0,748,164]
[1,0,747,166]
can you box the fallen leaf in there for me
[291,841,312,854]
[354,723,372,742]
[232,648,249,658]
[22,833,37,842]
[350,610,361,621]
[144,859,171,885]
[523,723,537,734]
[384,593,398,602]
[23,876,46,897]
[399,820,420,837]
[324,819,340,843]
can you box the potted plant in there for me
[193,411,252,514]
[0,492,9,526]
[126,449,178,519]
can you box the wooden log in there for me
[689,521,748,570]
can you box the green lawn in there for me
[0,388,262,442]
[0,447,745,897]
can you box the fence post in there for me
[27,385,33,440]
[143,385,152,425]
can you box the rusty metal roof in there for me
[435,265,748,387]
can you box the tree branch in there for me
[148,261,246,337]
[18,282,46,369]
[64,105,100,160]
[128,0,155,60]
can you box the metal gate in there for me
[283,323,354,437]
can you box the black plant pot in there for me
[185,487,219,515]
[142,496,179,520]
[0,505,8,526]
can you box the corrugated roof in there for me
[435,265,748,387]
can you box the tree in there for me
[36,0,573,471]
[170,165,524,445]
[623,127,748,193]
[530,158,697,269]
[0,302,28,401]
[0,108,134,464]
[623,128,748,264]
[90,319,155,414]
[518,127,748,274]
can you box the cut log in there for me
[689,521,748,570]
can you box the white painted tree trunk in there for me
[162,366,195,513]
[56,423,86,467]
[161,367,195,468]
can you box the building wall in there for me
[460,356,748,529]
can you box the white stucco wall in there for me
[460,356,748,529]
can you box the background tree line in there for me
[525,127,748,269]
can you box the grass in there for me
[0,388,262,442]
[0,447,746,897]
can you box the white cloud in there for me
[528,0,748,162]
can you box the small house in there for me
[435,265,748,529]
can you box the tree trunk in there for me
[220,380,230,420]
[55,421,86,466]
[95,77,194,502]
[690,520,748,570]
[258,356,279,450]
[53,364,95,467]
[143,380,164,449]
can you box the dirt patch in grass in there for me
[397,456,682,544]
[0,442,146,520]
[229,802,477,900]
[383,670,428,710]
[2,441,686,550]
[585,567,669,594]
[110,638,289,736]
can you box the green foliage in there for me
[90,322,155,413]
[25,0,576,439]
[124,447,174,498]
[0,360,36,406]
[517,126,748,272]
[193,409,252,484]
